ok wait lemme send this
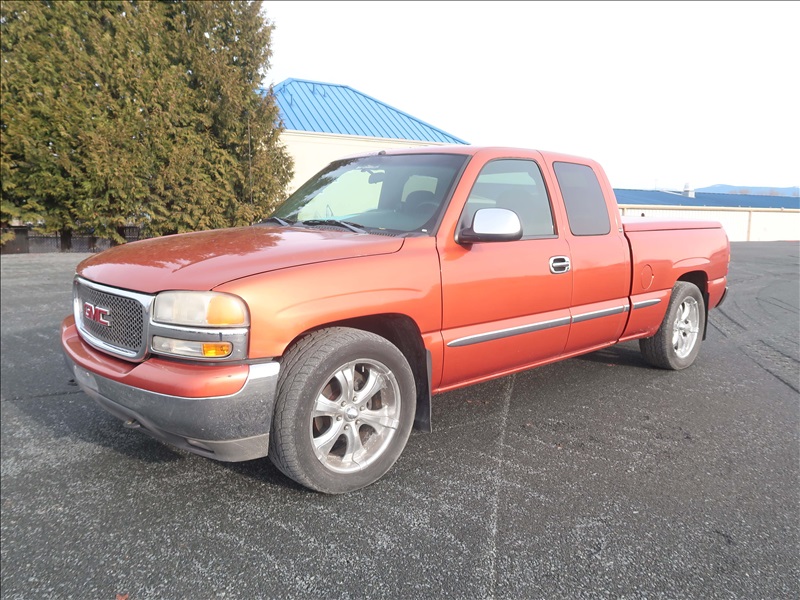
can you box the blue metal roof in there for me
[613,189,799,210]
[266,78,468,144]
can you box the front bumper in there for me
[61,317,280,462]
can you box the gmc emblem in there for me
[83,302,111,326]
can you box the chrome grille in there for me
[75,278,151,359]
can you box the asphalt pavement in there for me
[1,241,798,600]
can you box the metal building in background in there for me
[267,78,467,192]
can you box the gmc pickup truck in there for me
[61,146,730,494]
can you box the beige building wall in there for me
[280,130,452,194]
[618,205,799,242]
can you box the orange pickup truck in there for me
[61,146,730,493]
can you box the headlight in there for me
[153,291,249,327]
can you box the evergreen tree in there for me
[1,0,292,245]
[1,1,87,243]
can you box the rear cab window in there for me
[553,162,611,236]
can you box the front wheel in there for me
[639,281,706,370]
[269,327,416,494]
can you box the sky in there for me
[259,0,799,192]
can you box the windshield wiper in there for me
[298,219,366,234]
[257,216,292,226]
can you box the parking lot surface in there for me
[1,241,798,600]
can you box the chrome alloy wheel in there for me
[310,359,401,473]
[672,296,700,358]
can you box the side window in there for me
[460,159,554,238]
[553,162,611,236]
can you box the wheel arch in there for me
[288,313,432,433]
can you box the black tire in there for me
[640,281,706,370]
[268,327,416,494]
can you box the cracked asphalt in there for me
[1,241,798,600]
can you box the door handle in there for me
[549,256,571,274]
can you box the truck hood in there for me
[77,226,405,294]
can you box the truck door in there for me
[552,161,631,354]
[438,158,573,389]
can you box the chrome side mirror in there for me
[457,208,523,244]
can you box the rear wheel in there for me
[640,281,705,370]
[269,327,416,494]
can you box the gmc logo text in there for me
[83,302,111,326]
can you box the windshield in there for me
[268,153,469,234]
